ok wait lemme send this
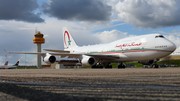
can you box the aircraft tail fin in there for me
[4,61,8,66]
[14,61,19,66]
[63,27,78,49]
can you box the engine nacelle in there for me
[81,56,96,67]
[43,54,56,64]
[138,60,154,65]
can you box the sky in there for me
[1,0,180,65]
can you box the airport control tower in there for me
[33,32,45,68]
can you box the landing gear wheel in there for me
[122,65,125,69]
[118,62,126,69]
[155,64,159,68]
[118,65,122,69]
[152,64,159,69]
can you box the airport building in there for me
[49,59,82,69]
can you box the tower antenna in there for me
[35,27,38,33]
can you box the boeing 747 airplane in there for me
[4,27,176,68]
[0,61,19,69]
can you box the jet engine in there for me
[81,56,96,67]
[138,60,154,65]
[43,54,56,64]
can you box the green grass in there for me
[110,63,119,68]
[13,67,38,69]
[158,59,180,66]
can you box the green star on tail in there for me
[68,40,71,45]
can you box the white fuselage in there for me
[0,65,17,69]
[66,34,176,62]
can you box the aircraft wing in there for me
[4,49,127,59]
[51,53,124,59]
[43,49,70,53]
[4,49,46,55]
[4,49,82,58]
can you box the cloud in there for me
[174,47,180,52]
[0,20,37,65]
[115,0,180,28]
[0,0,44,23]
[93,30,127,43]
[0,19,102,65]
[154,30,180,37]
[42,0,112,22]
[165,35,180,48]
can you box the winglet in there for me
[4,49,9,53]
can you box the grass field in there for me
[14,67,38,69]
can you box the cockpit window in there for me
[155,35,164,38]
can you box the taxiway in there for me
[0,68,180,101]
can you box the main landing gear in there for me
[151,60,159,69]
[91,62,126,69]
[118,62,125,69]
[91,63,112,69]
[103,63,112,69]
[152,64,159,69]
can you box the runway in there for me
[0,68,180,101]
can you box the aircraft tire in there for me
[118,65,122,69]
[122,65,125,69]
[155,64,159,68]
[118,64,125,69]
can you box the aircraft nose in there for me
[168,41,176,52]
